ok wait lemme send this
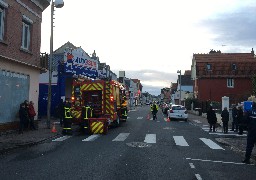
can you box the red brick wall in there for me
[0,0,43,67]
[198,78,252,103]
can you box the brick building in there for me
[0,0,50,132]
[191,49,256,105]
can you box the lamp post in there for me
[177,70,181,105]
[47,0,64,129]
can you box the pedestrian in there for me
[242,102,256,164]
[237,106,244,135]
[221,107,229,134]
[207,106,217,132]
[28,101,37,130]
[23,100,30,130]
[231,105,238,132]
[57,99,64,126]
[150,101,159,120]
[81,102,93,133]
[19,103,29,134]
[62,98,73,135]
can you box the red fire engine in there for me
[71,77,128,134]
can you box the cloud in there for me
[200,5,256,47]
[113,69,178,95]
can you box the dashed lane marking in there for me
[112,133,130,141]
[200,138,224,150]
[82,135,101,142]
[173,136,189,146]
[137,117,143,119]
[186,157,254,165]
[52,136,71,142]
[144,134,156,144]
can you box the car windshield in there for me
[172,106,185,110]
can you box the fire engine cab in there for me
[71,76,127,134]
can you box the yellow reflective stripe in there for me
[63,128,72,130]
[92,122,102,132]
[94,124,104,134]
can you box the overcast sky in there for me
[41,0,256,95]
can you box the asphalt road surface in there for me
[1,106,256,180]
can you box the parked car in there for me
[167,105,188,121]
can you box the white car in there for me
[167,105,188,121]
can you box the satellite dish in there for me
[54,0,64,8]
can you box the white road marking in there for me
[189,163,195,169]
[203,124,208,127]
[186,158,254,165]
[112,133,130,141]
[82,135,101,141]
[195,174,202,180]
[144,134,156,144]
[200,138,224,150]
[193,120,202,123]
[52,136,71,142]
[137,117,143,119]
[173,136,189,146]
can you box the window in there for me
[206,63,212,71]
[227,78,234,88]
[21,15,33,50]
[232,63,237,70]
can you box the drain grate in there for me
[126,142,152,148]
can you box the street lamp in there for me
[47,0,64,129]
[177,70,181,105]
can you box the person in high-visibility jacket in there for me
[121,96,128,120]
[62,98,73,135]
[150,101,159,120]
[81,103,93,133]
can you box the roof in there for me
[54,41,77,54]
[193,52,255,62]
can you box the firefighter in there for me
[150,101,159,120]
[62,98,73,135]
[121,96,128,120]
[81,102,93,134]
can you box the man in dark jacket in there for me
[221,107,229,134]
[19,103,29,134]
[231,105,238,132]
[242,102,256,164]
[237,106,244,135]
[207,106,217,132]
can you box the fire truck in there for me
[71,76,128,134]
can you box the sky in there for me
[40,0,256,95]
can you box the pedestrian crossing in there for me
[52,133,225,150]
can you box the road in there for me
[0,106,256,180]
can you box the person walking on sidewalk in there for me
[242,102,256,164]
[28,101,37,130]
[231,105,238,132]
[207,106,217,132]
[24,100,30,129]
[221,107,229,134]
[237,106,244,135]
[19,103,29,134]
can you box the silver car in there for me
[167,105,188,121]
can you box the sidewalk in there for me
[188,111,256,163]
[0,118,66,154]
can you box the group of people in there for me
[19,100,37,134]
[207,103,256,164]
[206,105,246,134]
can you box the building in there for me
[0,0,50,131]
[191,49,256,104]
